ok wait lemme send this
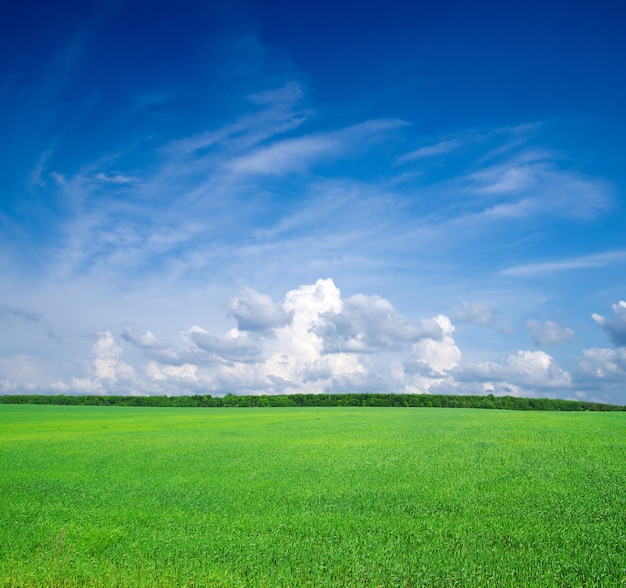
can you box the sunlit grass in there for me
[1,405,624,586]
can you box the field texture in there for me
[0,405,624,587]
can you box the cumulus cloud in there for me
[393,315,461,393]
[0,355,48,387]
[459,350,571,392]
[227,287,292,331]
[525,319,575,347]
[182,326,262,362]
[121,327,188,367]
[34,279,611,400]
[122,327,167,349]
[118,279,372,394]
[408,315,461,375]
[453,301,492,325]
[577,347,626,381]
[0,378,37,394]
[91,331,137,383]
[256,279,367,393]
[49,331,140,395]
[317,293,420,353]
[592,300,626,347]
[145,361,199,382]
[119,278,444,395]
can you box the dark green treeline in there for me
[0,393,624,411]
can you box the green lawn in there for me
[0,405,624,587]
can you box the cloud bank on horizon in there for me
[1,0,625,404]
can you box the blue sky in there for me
[1,0,626,403]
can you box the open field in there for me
[0,405,624,587]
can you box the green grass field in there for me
[0,405,624,587]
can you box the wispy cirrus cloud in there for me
[93,172,139,184]
[471,160,611,219]
[229,118,407,176]
[502,250,626,277]
[24,84,613,300]
[398,138,461,163]
[162,82,311,161]
[44,85,413,289]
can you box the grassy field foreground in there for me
[0,405,624,587]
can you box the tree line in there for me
[0,393,623,411]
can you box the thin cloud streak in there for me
[397,138,461,162]
[502,250,626,277]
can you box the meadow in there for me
[0,405,624,587]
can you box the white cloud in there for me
[414,317,448,339]
[227,287,293,331]
[409,316,461,375]
[183,326,262,362]
[5,275,622,403]
[118,279,372,395]
[0,378,37,394]
[114,279,457,395]
[145,361,198,382]
[525,319,575,347]
[317,293,420,353]
[577,347,626,381]
[51,377,105,396]
[459,350,571,390]
[394,315,461,393]
[47,331,141,395]
[259,279,367,393]
[91,331,136,382]
[122,327,166,349]
[0,355,48,387]
[592,300,626,347]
